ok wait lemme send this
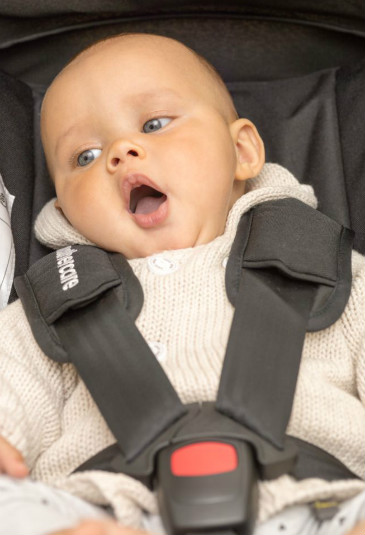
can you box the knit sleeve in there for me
[340,250,365,404]
[0,299,66,468]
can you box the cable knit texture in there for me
[1,164,364,528]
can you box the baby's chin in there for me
[123,241,192,260]
[122,232,224,259]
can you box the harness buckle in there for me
[156,439,258,534]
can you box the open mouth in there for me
[129,184,167,215]
[123,173,169,228]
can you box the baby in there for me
[0,33,364,535]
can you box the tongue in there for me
[135,195,166,215]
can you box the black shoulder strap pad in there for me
[226,198,354,331]
[14,245,143,362]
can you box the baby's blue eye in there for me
[77,148,102,167]
[143,117,171,133]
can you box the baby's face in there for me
[42,35,263,258]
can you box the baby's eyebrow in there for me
[55,123,80,157]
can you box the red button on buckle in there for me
[170,441,238,477]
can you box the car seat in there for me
[0,3,364,533]
[0,0,364,309]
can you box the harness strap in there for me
[217,267,316,450]
[76,426,359,484]
[289,437,360,481]
[55,288,187,461]
[217,198,353,449]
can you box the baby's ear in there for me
[230,119,265,180]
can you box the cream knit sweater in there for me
[0,164,364,529]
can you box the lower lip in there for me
[130,196,169,229]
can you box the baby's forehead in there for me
[48,39,195,104]
[43,35,236,127]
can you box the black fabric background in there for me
[0,17,364,88]
[336,59,365,254]
[0,71,34,294]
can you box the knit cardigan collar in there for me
[34,163,317,253]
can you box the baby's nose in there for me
[107,138,145,170]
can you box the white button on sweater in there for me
[0,164,364,529]
[147,255,179,275]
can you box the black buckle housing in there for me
[156,439,258,535]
